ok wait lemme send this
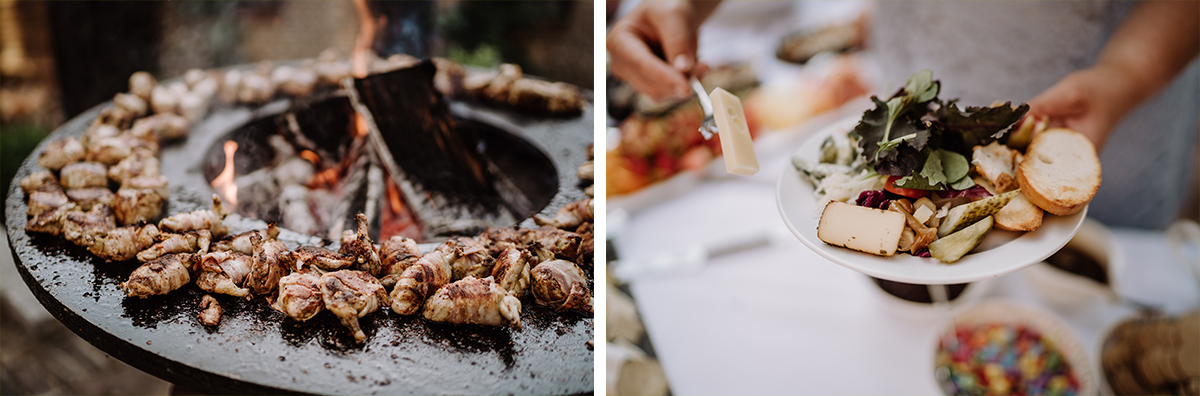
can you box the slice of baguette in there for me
[1016,128,1100,215]
[995,191,1043,231]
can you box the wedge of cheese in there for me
[818,201,906,256]
[709,87,759,176]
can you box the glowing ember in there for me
[354,114,370,137]
[385,177,403,215]
[307,168,340,190]
[211,140,239,206]
[299,150,320,164]
[381,178,422,240]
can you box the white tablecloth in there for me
[611,145,1200,395]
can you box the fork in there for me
[691,76,718,140]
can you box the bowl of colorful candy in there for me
[930,300,1097,396]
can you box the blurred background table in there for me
[610,145,1199,394]
[605,2,1198,392]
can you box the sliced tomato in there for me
[884,175,929,199]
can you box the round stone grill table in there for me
[5,87,594,395]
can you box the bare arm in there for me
[1030,1,1199,150]
[606,1,721,101]
[1099,0,1200,105]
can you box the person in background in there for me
[607,0,1199,229]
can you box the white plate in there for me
[775,116,1086,285]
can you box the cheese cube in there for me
[709,87,759,176]
[817,201,907,257]
[913,205,934,225]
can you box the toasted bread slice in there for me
[1016,128,1100,215]
[995,191,1043,231]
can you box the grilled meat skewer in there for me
[19,171,60,195]
[27,189,69,217]
[130,113,190,141]
[122,253,196,298]
[339,214,382,275]
[196,250,253,298]
[320,270,388,343]
[113,186,165,226]
[272,269,324,322]
[85,136,134,165]
[88,223,161,262]
[523,226,582,261]
[438,236,493,281]
[212,223,280,254]
[120,174,169,199]
[490,247,532,297]
[292,246,354,272]
[245,234,295,295]
[62,204,117,246]
[107,151,160,184]
[575,222,594,267]
[137,230,211,262]
[477,226,525,257]
[377,235,421,288]
[533,198,593,230]
[198,294,222,327]
[60,162,109,189]
[423,276,522,329]
[25,202,76,235]
[37,137,85,171]
[159,194,229,237]
[65,187,115,212]
[390,250,454,315]
[531,259,593,314]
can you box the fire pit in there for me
[4,60,594,395]
[198,89,562,243]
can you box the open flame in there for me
[211,140,239,206]
[351,0,375,137]
[352,0,375,79]
[385,176,403,215]
[382,178,422,240]
[299,150,320,164]
[346,0,421,240]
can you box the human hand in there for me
[1027,63,1146,153]
[606,1,712,101]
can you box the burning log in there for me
[346,60,525,239]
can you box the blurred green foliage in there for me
[447,44,501,68]
[439,1,563,70]
[1,124,50,212]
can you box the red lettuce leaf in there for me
[939,185,992,199]
[855,190,891,210]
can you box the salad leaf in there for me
[932,100,1030,154]
[893,149,974,190]
[845,70,1028,190]
[905,69,940,104]
[940,185,992,199]
[873,143,925,176]
[851,97,932,175]
[855,190,891,210]
[937,150,971,183]
[894,149,945,190]
[949,175,976,190]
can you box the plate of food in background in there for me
[777,70,1094,285]
[608,57,871,213]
